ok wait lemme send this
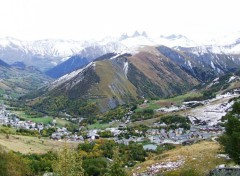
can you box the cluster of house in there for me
[155,101,207,113]
[0,107,84,142]
[1,88,239,147]
[146,124,224,145]
[66,118,224,146]
[106,125,223,147]
[0,101,225,146]
[0,105,45,131]
[51,127,84,142]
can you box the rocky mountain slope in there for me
[30,42,240,112]
[159,46,240,81]
[32,47,199,111]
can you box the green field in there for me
[136,101,161,112]
[87,122,116,130]
[156,91,201,105]
[13,111,53,124]
[13,111,73,127]
[137,91,201,112]
[25,117,53,124]
[55,117,72,127]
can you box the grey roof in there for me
[143,144,157,151]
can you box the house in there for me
[143,144,157,151]
[208,167,240,176]
[118,124,126,130]
[159,122,167,127]
[175,128,184,135]
[87,130,100,140]
[51,134,61,140]
[182,139,195,145]
[105,127,121,136]
[146,129,159,135]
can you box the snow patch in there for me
[210,61,215,69]
[0,38,11,47]
[213,77,219,82]
[228,76,236,83]
[123,61,129,78]
[187,60,192,69]
[61,56,70,62]
[110,54,121,60]
[50,61,58,66]
[50,62,95,90]
[120,36,155,48]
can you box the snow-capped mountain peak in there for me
[1,31,240,72]
[132,30,141,37]
[155,34,199,48]
[160,34,187,40]
[0,37,24,47]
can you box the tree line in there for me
[0,139,150,176]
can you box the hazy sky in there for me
[0,0,239,41]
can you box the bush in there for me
[158,115,191,130]
[219,100,240,164]
[219,115,240,164]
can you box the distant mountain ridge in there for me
[45,55,89,79]
[1,31,240,74]
[0,58,10,67]
[0,59,52,95]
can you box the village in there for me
[1,88,239,149]
[0,104,225,149]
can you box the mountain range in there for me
[1,31,240,111]
[38,44,240,110]
[1,31,240,73]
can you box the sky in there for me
[0,0,239,41]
